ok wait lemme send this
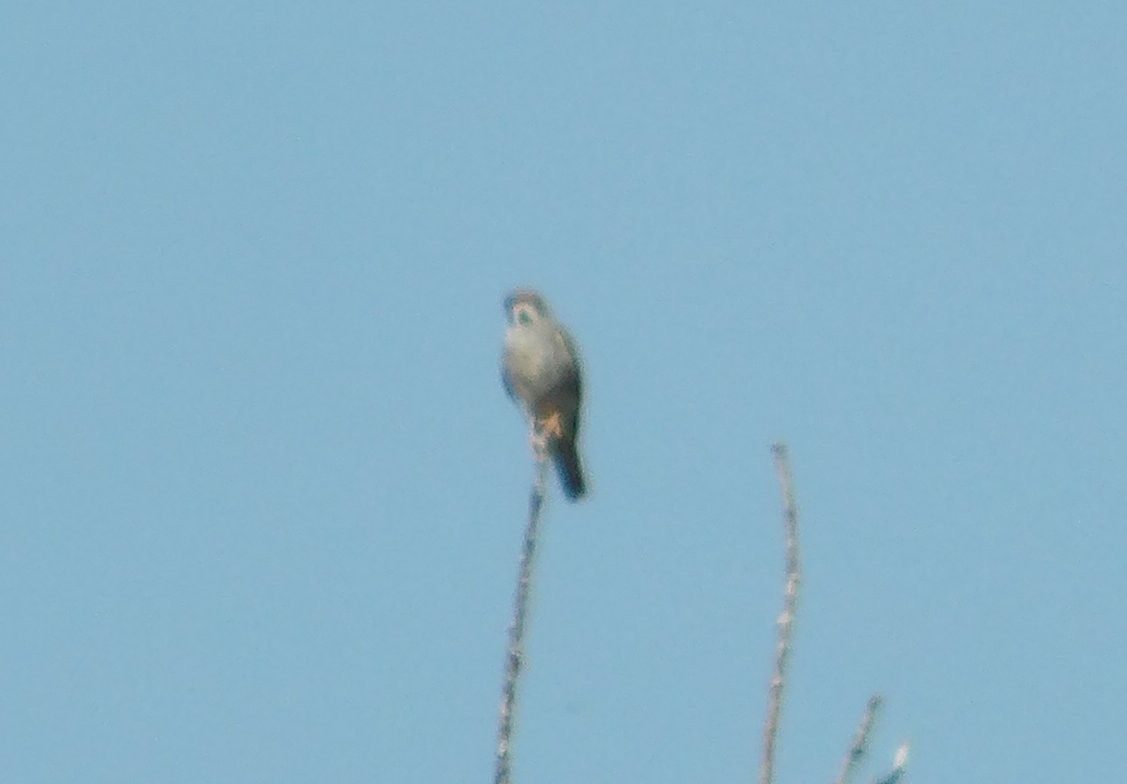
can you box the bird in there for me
[502,288,587,501]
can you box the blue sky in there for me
[3,2,1126,782]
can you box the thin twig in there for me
[493,442,549,784]
[873,743,909,784]
[835,695,883,784]
[760,443,801,784]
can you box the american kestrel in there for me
[502,289,587,501]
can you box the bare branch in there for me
[494,445,549,784]
[760,443,802,784]
[835,695,883,784]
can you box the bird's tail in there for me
[552,436,586,501]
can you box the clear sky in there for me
[3,3,1125,782]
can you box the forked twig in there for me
[874,743,909,784]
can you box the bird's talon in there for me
[537,411,564,439]
[529,428,549,459]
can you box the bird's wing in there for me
[555,328,582,404]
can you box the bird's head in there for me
[504,289,551,327]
